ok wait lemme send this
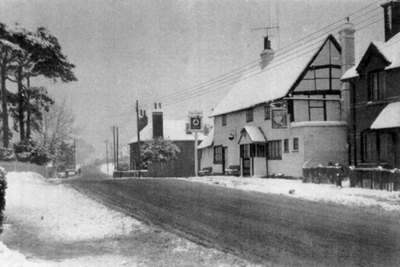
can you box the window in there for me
[308,100,326,121]
[213,146,223,164]
[267,140,282,160]
[221,114,227,126]
[256,143,266,157]
[240,144,250,158]
[367,70,385,101]
[362,131,377,162]
[246,108,253,122]
[284,139,289,153]
[264,104,270,120]
[293,137,299,151]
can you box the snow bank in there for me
[5,171,145,242]
[0,241,138,267]
[99,163,114,176]
[186,176,400,212]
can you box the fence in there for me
[349,167,400,191]
[113,170,148,178]
[303,165,347,184]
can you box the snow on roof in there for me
[211,36,330,117]
[198,129,214,149]
[129,119,204,143]
[371,101,400,129]
[241,126,266,143]
[342,32,400,80]
[341,66,358,80]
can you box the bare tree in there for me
[34,99,76,166]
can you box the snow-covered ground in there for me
[99,163,114,176]
[5,172,143,242]
[0,171,252,267]
[185,176,400,212]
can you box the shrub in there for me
[14,140,51,165]
[0,167,6,233]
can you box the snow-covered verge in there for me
[185,176,400,212]
[1,172,254,267]
[5,172,143,242]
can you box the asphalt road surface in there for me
[70,178,400,266]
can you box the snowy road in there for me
[0,172,252,266]
[71,177,400,267]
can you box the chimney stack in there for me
[382,1,400,41]
[339,19,355,123]
[152,102,163,139]
[260,36,274,69]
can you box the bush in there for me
[0,148,16,161]
[0,167,6,233]
[14,140,50,165]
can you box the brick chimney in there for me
[339,19,355,123]
[152,102,163,139]
[339,19,355,165]
[382,1,400,41]
[260,36,274,69]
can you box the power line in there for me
[142,4,382,106]
[109,0,384,120]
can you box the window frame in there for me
[367,70,385,101]
[256,143,266,157]
[293,137,299,152]
[267,140,282,160]
[213,145,223,164]
[284,139,289,153]
[246,108,254,122]
[221,114,227,126]
[264,104,271,120]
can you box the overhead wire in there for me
[109,0,384,120]
[143,4,383,107]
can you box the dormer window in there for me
[367,70,385,101]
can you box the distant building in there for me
[129,106,204,177]
[342,1,400,169]
[199,23,355,177]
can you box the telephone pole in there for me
[116,126,119,170]
[105,140,109,175]
[136,100,141,172]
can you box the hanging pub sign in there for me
[188,111,203,132]
[272,109,288,129]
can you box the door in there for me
[242,158,251,176]
[240,144,251,176]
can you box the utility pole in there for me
[116,126,119,170]
[136,100,141,172]
[105,140,109,175]
[112,126,116,171]
[73,138,77,170]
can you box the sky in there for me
[0,0,384,159]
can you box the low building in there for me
[200,23,355,177]
[342,1,400,169]
[129,107,203,177]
